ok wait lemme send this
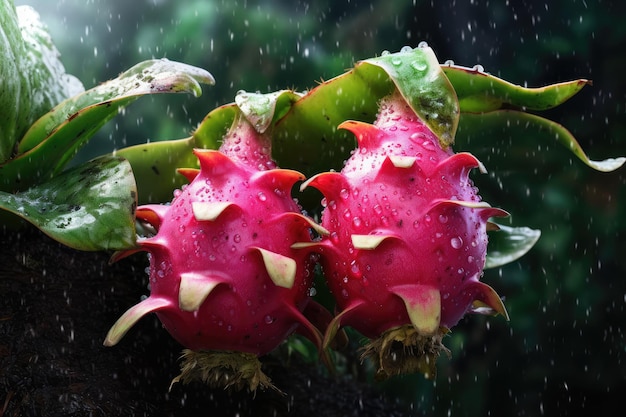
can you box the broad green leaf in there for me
[114,137,200,204]
[16,6,84,133]
[485,224,541,269]
[457,110,626,172]
[0,156,137,251]
[17,58,214,155]
[0,0,25,160]
[118,47,623,208]
[0,59,214,193]
[442,64,590,113]
[192,102,238,150]
[115,102,238,205]
[0,2,83,161]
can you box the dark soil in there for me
[0,229,413,417]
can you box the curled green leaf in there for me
[0,156,137,251]
[485,223,541,269]
[0,59,214,193]
[457,110,626,172]
[442,64,590,113]
[17,58,215,155]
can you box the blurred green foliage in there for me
[14,0,626,415]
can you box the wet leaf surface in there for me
[0,156,136,251]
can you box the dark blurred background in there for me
[14,0,626,415]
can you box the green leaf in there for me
[442,64,590,113]
[0,156,137,251]
[273,46,457,177]
[365,46,459,145]
[0,0,23,160]
[17,58,214,155]
[0,2,83,161]
[234,89,303,134]
[0,59,214,193]
[117,46,623,207]
[457,110,626,172]
[485,223,541,269]
[114,137,200,204]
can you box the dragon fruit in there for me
[104,111,331,391]
[299,89,509,379]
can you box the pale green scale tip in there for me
[255,247,297,289]
[393,285,442,336]
[178,272,222,312]
[388,155,417,168]
[471,282,510,320]
[103,296,171,347]
[351,234,394,250]
[192,201,234,221]
[296,213,330,236]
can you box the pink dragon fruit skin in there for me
[301,91,509,376]
[104,119,329,363]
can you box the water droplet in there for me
[341,289,350,299]
[424,214,432,223]
[352,217,363,228]
[257,192,267,202]
[451,236,463,249]
[457,268,465,275]
[411,60,428,73]
[438,214,448,224]
[178,224,185,233]
[443,59,455,66]
[308,287,317,297]
[417,41,429,48]
[422,139,435,150]
[473,64,485,72]
[350,261,361,278]
[391,57,403,66]
[400,45,413,53]
[339,188,350,200]
[234,234,241,243]
[381,50,390,56]
[264,315,275,324]
[413,220,420,228]
[467,255,475,264]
